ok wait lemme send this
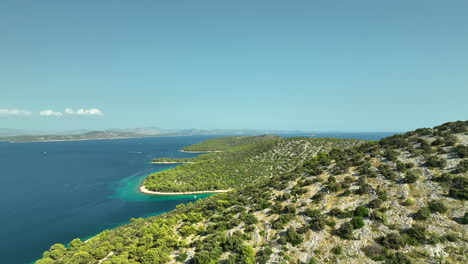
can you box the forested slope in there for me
[36,121,467,264]
[181,135,282,152]
[144,137,365,192]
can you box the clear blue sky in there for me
[1,0,467,132]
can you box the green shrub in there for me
[256,247,272,264]
[425,156,447,169]
[378,164,396,180]
[362,244,386,261]
[325,219,336,227]
[281,193,291,200]
[309,215,326,231]
[354,205,369,217]
[356,184,373,195]
[344,176,354,184]
[176,252,188,262]
[329,208,353,219]
[304,209,321,218]
[385,252,412,264]
[240,212,258,225]
[350,216,365,229]
[284,204,296,214]
[455,159,468,173]
[404,225,427,243]
[378,190,388,201]
[311,192,324,202]
[415,128,432,136]
[272,213,295,229]
[444,134,458,146]
[379,233,405,249]
[413,207,431,220]
[49,244,66,260]
[307,256,319,264]
[455,144,468,158]
[403,199,414,206]
[427,233,445,244]
[404,170,419,183]
[431,138,444,146]
[331,245,343,255]
[447,176,467,200]
[326,182,342,192]
[284,227,304,246]
[401,234,418,246]
[334,222,354,239]
[445,233,458,242]
[384,149,399,162]
[428,200,448,214]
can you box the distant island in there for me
[0,128,309,143]
[0,131,160,143]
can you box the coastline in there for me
[139,185,229,195]
[0,136,150,144]
[180,149,222,153]
[151,161,194,164]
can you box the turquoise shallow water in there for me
[110,164,213,203]
[0,135,219,264]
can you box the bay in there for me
[0,132,393,263]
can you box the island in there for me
[0,131,161,143]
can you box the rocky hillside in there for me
[35,121,467,264]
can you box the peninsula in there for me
[139,185,229,195]
[181,134,282,152]
[143,136,365,193]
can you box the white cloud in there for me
[39,110,63,116]
[65,108,104,116]
[0,109,32,116]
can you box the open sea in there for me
[0,132,393,263]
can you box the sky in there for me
[1,0,467,132]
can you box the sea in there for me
[0,132,393,263]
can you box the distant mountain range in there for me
[0,127,309,143]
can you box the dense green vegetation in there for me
[182,135,282,152]
[144,137,365,192]
[36,121,467,264]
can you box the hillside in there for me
[35,121,467,264]
[181,135,282,152]
[144,137,365,192]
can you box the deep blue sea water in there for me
[0,132,394,263]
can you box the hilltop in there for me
[35,121,467,264]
